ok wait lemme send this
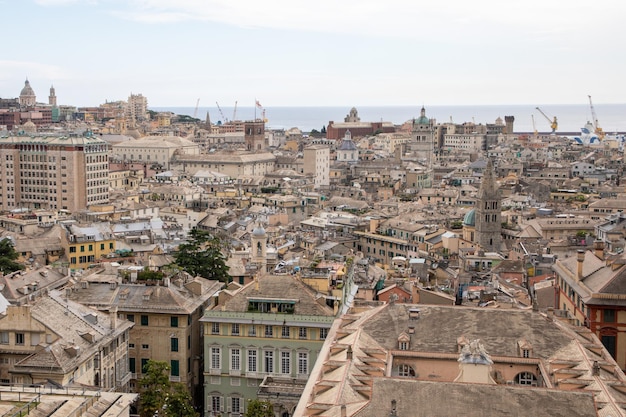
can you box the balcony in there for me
[209,368,221,375]
[169,376,181,382]
[116,371,132,386]
[229,369,241,376]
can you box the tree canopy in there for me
[0,238,24,274]
[138,360,198,417]
[174,229,230,282]
[244,399,274,417]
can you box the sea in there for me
[151,104,626,134]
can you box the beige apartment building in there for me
[303,145,330,189]
[0,134,109,212]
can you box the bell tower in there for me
[475,158,501,252]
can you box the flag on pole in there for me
[255,100,262,108]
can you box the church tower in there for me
[475,158,501,252]
[251,224,268,272]
[244,120,265,151]
[49,85,57,106]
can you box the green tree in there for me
[0,238,24,274]
[165,383,198,417]
[138,360,198,417]
[244,399,274,417]
[139,360,171,417]
[174,229,230,282]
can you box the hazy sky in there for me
[2,0,625,107]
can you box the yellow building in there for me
[62,223,116,269]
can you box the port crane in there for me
[535,107,558,133]
[193,98,200,119]
[588,95,605,140]
[215,101,228,124]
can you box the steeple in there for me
[474,158,502,252]
[49,85,57,106]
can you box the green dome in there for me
[415,115,429,125]
[463,209,476,227]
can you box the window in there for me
[604,309,616,323]
[248,350,257,373]
[140,315,149,326]
[170,338,178,352]
[320,328,328,340]
[281,326,290,338]
[264,325,273,338]
[0,332,8,344]
[264,351,274,374]
[141,358,149,373]
[299,327,307,339]
[211,396,221,413]
[281,351,291,374]
[231,323,240,336]
[231,348,240,371]
[248,325,256,337]
[399,341,409,350]
[129,358,136,373]
[211,322,220,335]
[515,372,537,385]
[127,314,134,322]
[141,344,149,349]
[211,347,221,370]
[398,364,416,377]
[129,343,135,349]
[170,316,178,327]
[231,397,241,414]
[298,352,308,375]
[170,360,179,377]
[15,333,24,345]
[69,246,76,253]
[522,349,530,358]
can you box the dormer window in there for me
[397,331,410,350]
[518,339,533,358]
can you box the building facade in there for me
[474,159,502,252]
[303,145,330,189]
[201,275,335,417]
[0,134,109,211]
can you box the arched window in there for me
[515,371,537,386]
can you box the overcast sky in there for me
[2,0,625,108]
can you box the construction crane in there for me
[215,101,228,124]
[588,95,605,140]
[193,98,200,119]
[535,107,558,133]
[232,101,238,121]
[531,114,538,139]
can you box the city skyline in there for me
[2,0,625,107]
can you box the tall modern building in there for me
[0,134,110,211]
[475,158,502,252]
[127,93,148,122]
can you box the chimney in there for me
[110,306,118,330]
[594,240,605,260]
[592,360,600,376]
[577,250,585,280]
[341,405,347,417]
[390,400,398,417]
[346,345,353,360]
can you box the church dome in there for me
[463,209,476,227]
[20,79,35,97]
[252,226,266,237]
